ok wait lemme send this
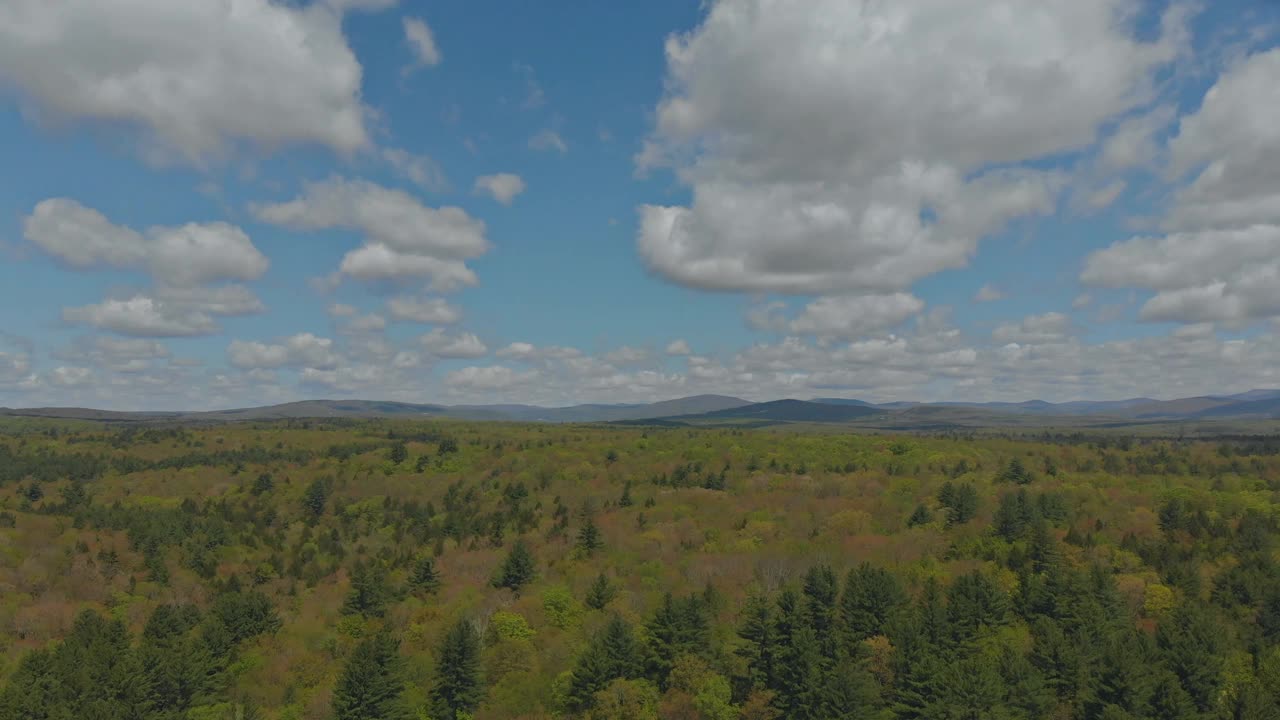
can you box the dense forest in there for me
[1,418,1279,719]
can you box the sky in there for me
[2,0,1280,411]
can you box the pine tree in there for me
[492,540,536,593]
[389,441,408,465]
[736,593,777,693]
[342,561,393,618]
[798,563,839,653]
[646,592,710,686]
[1156,603,1222,713]
[409,556,442,595]
[907,503,933,527]
[840,562,907,647]
[431,621,482,720]
[585,573,616,610]
[577,518,604,556]
[568,615,644,712]
[302,479,327,518]
[332,630,408,720]
[619,481,634,508]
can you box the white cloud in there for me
[420,329,488,359]
[403,17,441,70]
[636,0,1184,295]
[603,346,651,366]
[387,296,462,324]
[343,313,387,334]
[0,0,369,164]
[666,339,692,356]
[253,177,487,292]
[25,198,268,287]
[328,303,358,318]
[64,296,219,337]
[1082,225,1280,325]
[1083,180,1128,211]
[750,294,924,339]
[992,312,1074,344]
[1077,48,1280,328]
[22,198,146,269]
[529,129,567,153]
[496,342,581,362]
[50,366,92,387]
[514,62,546,110]
[1072,293,1093,309]
[381,148,448,191]
[152,285,264,316]
[1099,105,1175,172]
[974,285,1005,303]
[227,333,341,370]
[446,365,537,392]
[324,0,399,12]
[1167,49,1280,231]
[473,173,526,205]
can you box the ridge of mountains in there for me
[4,389,1280,428]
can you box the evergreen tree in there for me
[333,630,408,720]
[646,592,710,686]
[736,593,777,693]
[929,655,1010,719]
[342,561,393,618]
[1155,603,1222,713]
[938,482,978,526]
[585,573,617,610]
[408,556,442,595]
[492,540,536,593]
[801,565,839,657]
[577,517,604,556]
[947,571,1009,644]
[619,481,634,508]
[1085,629,1158,719]
[568,615,644,712]
[430,621,482,720]
[389,441,408,465]
[302,478,327,518]
[907,503,933,527]
[251,472,274,496]
[840,562,907,647]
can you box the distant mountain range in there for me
[4,389,1280,429]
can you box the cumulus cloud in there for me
[49,366,92,387]
[253,177,487,292]
[227,333,340,370]
[473,173,526,205]
[420,329,488,359]
[529,129,567,153]
[387,296,462,324]
[0,0,369,164]
[446,366,537,392]
[665,339,692,356]
[1167,49,1280,231]
[992,312,1075,345]
[27,199,268,285]
[750,294,924,339]
[1083,225,1280,326]
[974,285,1005,303]
[55,336,170,373]
[636,0,1184,295]
[63,297,219,337]
[403,17,441,71]
[381,148,448,191]
[1081,49,1280,327]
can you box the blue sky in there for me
[2,0,1279,410]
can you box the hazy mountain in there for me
[676,399,885,423]
[5,389,1280,426]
